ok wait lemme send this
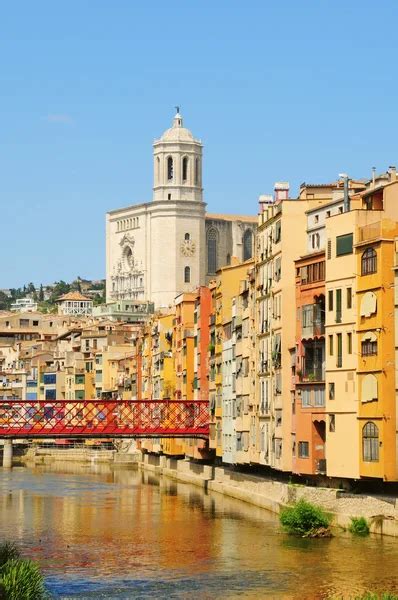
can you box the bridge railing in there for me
[0,400,209,438]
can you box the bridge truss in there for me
[0,400,209,439]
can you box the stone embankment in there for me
[138,453,398,537]
[22,445,141,466]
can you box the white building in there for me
[10,298,38,312]
[56,292,93,316]
[106,110,257,309]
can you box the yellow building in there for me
[326,172,398,481]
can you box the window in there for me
[207,229,218,274]
[298,441,309,458]
[347,332,352,354]
[329,414,335,432]
[362,333,377,356]
[274,220,281,243]
[361,373,378,402]
[315,215,319,223]
[328,290,333,311]
[336,233,353,256]
[302,261,325,284]
[336,333,342,368]
[329,335,334,356]
[327,239,332,259]
[243,229,253,261]
[314,387,325,407]
[184,266,191,283]
[361,248,377,275]
[363,422,379,462]
[33,320,39,326]
[274,257,281,281]
[167,156,173,180]
[182,156,188,181]
[347,287,352,309]
[329,382,335,400]
[195,158,199,185]
[360,291,377,318]
[302,389,311,407]
[326,211,331,218]
[336,288,342,323]
[184,232,190,241]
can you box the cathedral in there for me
[106,110,257,308]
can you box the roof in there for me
[157,112,198,143]
[206,213,257,223]
[56,291,92,302]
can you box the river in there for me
[0,463,397,599]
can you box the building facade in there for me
[106,110,256,309]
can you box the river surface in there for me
[0,463,397,599]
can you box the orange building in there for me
[293,251,326,476]
[194,286,212,401]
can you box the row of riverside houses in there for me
[135,166,398,483]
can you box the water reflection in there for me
[0,464,396,599]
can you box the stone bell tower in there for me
[153,108,203,203]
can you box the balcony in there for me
[302,320,325,338]
[298,365,324,383]
[301,301,325,339]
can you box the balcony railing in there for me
[300,365,325,382]
[302,321,325,338]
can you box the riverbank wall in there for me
[138,453,398,537]
[21,446,141,466]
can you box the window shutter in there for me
[336,233,353,256]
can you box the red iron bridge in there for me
[0,400,210,439]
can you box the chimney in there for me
[274,182,289,203]
[389,166,397,182]
[258,194,273,212]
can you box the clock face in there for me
[180,239,196,257]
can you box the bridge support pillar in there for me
[3,439,13,469]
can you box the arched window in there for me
[207,228,218,274]
[243,229,253,261]
[226,253,231,265]
[363,422,379,462]
[182,157,188,182]
[167,156,174,181]
[361,332,377,356]
[185,233,190,241]
[195,158,199,185]
[184,266,191,283]
[156,156,160,183]
[361,247,377,275]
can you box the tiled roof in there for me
[56,292,92,302]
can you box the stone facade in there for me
[106,111,257,308]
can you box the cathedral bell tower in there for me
[153,108,203,203]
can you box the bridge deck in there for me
[0,400,209,439]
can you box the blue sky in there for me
[1,1,398,287]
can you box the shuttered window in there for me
[336,233,353,256]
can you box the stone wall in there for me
[138,453,398,537]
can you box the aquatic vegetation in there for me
[348,516,370,536]
[0,544,20,568]
[0,559,47,600]
[279,498,331,537]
